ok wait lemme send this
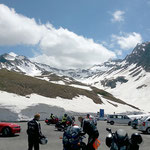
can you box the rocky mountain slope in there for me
[83,42,150,113]
[0,41,150,120]
[0,69,138,121]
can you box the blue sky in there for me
[0,0,150,69]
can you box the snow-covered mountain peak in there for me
[9,52,18,57]
[124,41,150,71]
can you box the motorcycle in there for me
[55,120,72,131]
[106,128,143,150]
[131,119,138,129]
[63,136,86,150]
[45,118,59,125]
[60,125,86,150]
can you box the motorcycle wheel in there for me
[80,142,86,150]
[58,128,62,131]
[47,122,51,125]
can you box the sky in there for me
[0,0,150,69]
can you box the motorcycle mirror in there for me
[106,128,111,132]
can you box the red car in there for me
[0,122,21,136]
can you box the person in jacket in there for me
[86,114,97,126]
[61,114,68,127]
[78,116,99,150]
[50,113,55,120]
[27,113,43,150]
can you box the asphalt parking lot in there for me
[0,120,150,150]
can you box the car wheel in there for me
[110,121,114,125]
[128,121,131,126]
[146,127,150,134]
[2,127,11,136]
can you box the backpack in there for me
[63,125,81,146]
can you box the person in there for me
[61,113,68,127]
[86,114,91,119]
[86,114,97,126]
[27,113,44,150]
[50,113,55,120]
[78,116,99,150]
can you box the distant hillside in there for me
[0,69,138,109]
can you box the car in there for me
[107,114,132,125]
[138,116,150,134]
[96,116,107,121]
[0,122,21,136]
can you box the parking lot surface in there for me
[0,120,150,150]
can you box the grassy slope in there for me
[0,69,139,109]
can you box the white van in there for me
[107,114,131,125]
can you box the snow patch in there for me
[0,90,138,121]
[69,84,92,91]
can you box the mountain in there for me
[0,52,43,76]
[125,42,150,71]
[1,42,150,120]
[83,42,150,113]
[0,69,138,121]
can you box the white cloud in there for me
[0,4,46,45]
[0,4,116,69]
[112,32,142,50]
[31,26,116,69]
[111,10,125,22]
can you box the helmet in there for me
[72,116,75,121]
[39,137,48,145]
[87,114,90,118]
[114,129,129,145]
[105,133,113,147]
[131,133,143,144]
[64,114,67,117]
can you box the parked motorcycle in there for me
[61,125,86,150]
[55,120,72,131]
[45,118,59,125]
[131,119,138,129]
[105,128,143,150]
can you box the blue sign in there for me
[100,109,104,118]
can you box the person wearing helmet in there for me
[50,113,55,120]
[86,114,97,126]
[61,114,68,127]
[78,116,99,150]
[27,113,44,150]
[86,114,90,119]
